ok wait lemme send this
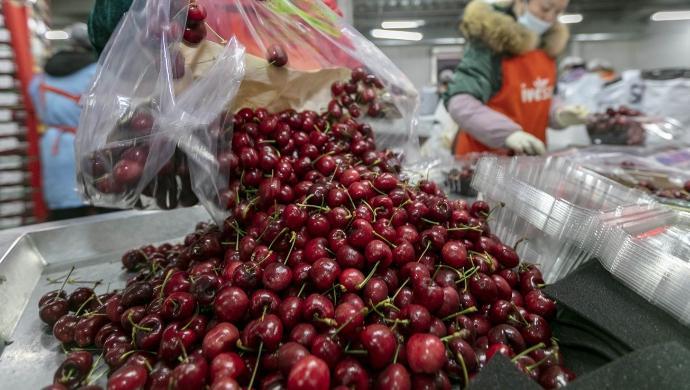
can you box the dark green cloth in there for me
[442,3,510,107]
[443,42,503,105]
[44,51,97,76]
[88,0,134,54]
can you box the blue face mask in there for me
[518,9,553,35]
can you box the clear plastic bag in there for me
[76,0,246,221]
[199,0,419,156]
[77,0,419,221]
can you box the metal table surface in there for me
[0,206,209,388]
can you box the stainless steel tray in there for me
[0,206,208,388]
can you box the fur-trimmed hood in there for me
[461,0,570,58]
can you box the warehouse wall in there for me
[379,46,433,89]
[377,21,690,91]
[568,22,690,71]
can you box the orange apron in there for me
[38,81,81,156]
[453,49,556,156]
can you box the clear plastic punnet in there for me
[76,0,420,222]
[471,156,657,282]
[487,205,593,283]
[595,206,690,326]
[472,156,655,247]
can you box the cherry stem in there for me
[372,185,387,196]
[447,225,483,232]
[383,317,409,325]
[356,261,380,290]
[256,250,275,266]
[441,332,467,342]
[54,266,76,301]
[268,228,289,250]
[344,349,368,355]
[203,21,227,44]
[437,264,464,280]
[297,283,306,298]
[513,237,528,252]
[131,323,153,333]
[420,217,439,225]
[236,340,256,353]
[372,231,397,248]
[296,203,330,212]
[61,367,76,383]
[75,295,95,317]
[283,232,297,264]
[456,352,470,389]
[323,283,344,297]
[344,186,357,210]
[312,151,335,164]
[526,355,551,372]
[361,200,376,220]
[332,308,366,337]
[159,269,175,299]
[483,202,505,221]
[247,341,263,390]
[179,341,189,363]
[511,342,546,362]
[511,302,530,326]
[313,314,337,327]
[181,306,199,331]
[391,278,409,302]
[416,241,432,263]
[393,343,401,364]
[441,306,478,322]
[84,352,104,384]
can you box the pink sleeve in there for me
[549,96,566,130]
[446,94,522,149]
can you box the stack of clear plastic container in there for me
[471,156,656,282]
[473,155,690,325]
[594,206,690,326]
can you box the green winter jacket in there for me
[443,0,570,106]
[88,0,134,54]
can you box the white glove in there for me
[555,105,590,127]
[505,131,546,155]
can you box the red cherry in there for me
[406,333,447,374]
[203,322,240,360]
[187,3,207,22]
[360,324,397,370]
[183,22,206,45]
[113,159,144,185]
[525,289,557,319]
[107,364,148,390]
[267,44,288,67]
[287,355,331,390]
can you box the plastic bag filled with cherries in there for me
[586,106,646,146]
[76,0,419,222]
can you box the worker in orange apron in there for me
[444,0,590,156]
[29,23,104,220]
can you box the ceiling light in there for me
[559,14,583,24]
[44,30,69,40]
[371,29,423,41]
[381,20,426,29]
[651,10,690,21]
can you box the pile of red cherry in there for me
[41,70,574,390]
[616,162,690,202]
[636,179,690,202]
[587,106,645,146]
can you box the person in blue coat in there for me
[29,23,110,220]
